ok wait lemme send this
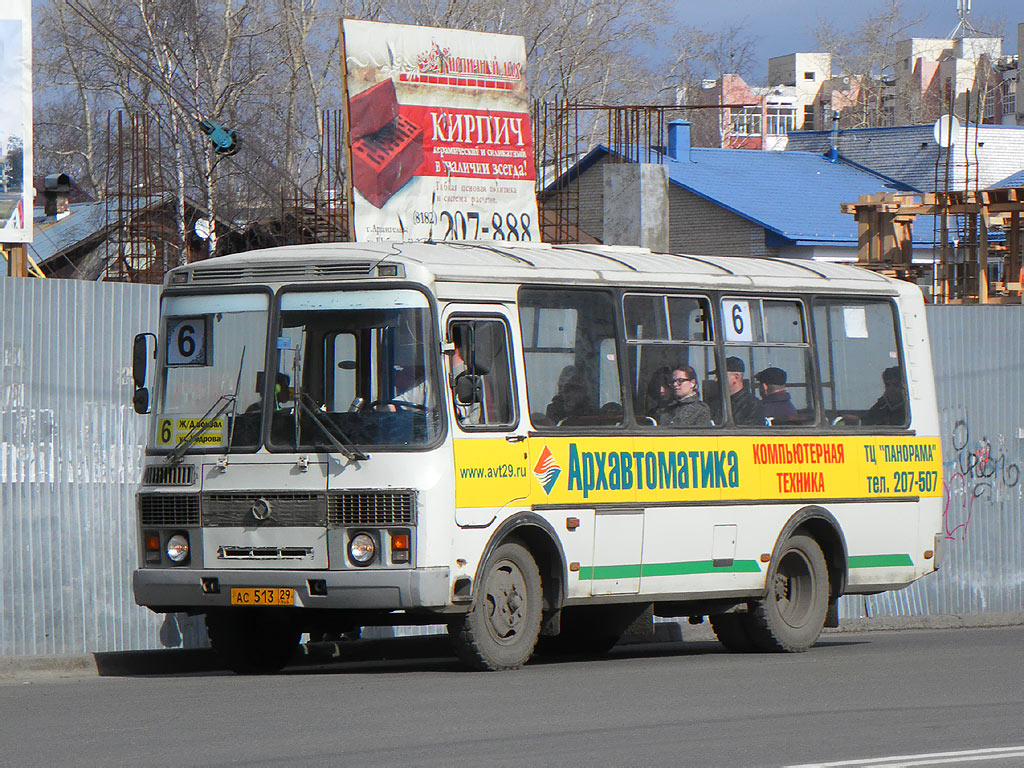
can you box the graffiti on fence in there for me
[943,418,1021,540]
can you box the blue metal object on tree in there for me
[198,117,240,156]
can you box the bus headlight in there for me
[348,532,377,566]
[166,533,190,564]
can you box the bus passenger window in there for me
[519,288,622,428]
[812,299,907,428]
[624,293,715,428]
[448,319,515,429]
[719,298,814,428]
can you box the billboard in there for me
[342,19,538,243]
[0,0,31,243]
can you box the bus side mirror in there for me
[454,373,483,404]
[132,333,156,414]
[133,388,150,414]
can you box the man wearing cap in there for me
[755,366,798,426]
[718,356,765,426]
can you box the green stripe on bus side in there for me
[577,560,762,581]
[848,554,914,568]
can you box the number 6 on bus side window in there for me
[722,299,753,342]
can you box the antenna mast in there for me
[949,0,978,39]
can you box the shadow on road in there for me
[92,630,869,678]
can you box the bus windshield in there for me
[269,288,443,451]
[155,292,269,452]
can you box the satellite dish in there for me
[933,116,960,148]
[194,218,212,240]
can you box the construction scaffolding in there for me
[841,187,1024,304]
[533,101,756,244]
[103,111,179,283]
[276,109,350,245]
[534,102,680,244]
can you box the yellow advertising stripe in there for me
[453,435,942,508]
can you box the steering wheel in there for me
[368,399,428,412]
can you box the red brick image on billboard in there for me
[349,79,399,139]
[351,114,425,209]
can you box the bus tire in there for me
[449,541,542,671]
[747,534,829,653]
[206,610,300,675]
[709,614,756,653]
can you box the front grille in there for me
[328,490,416,527]
[139,493,200,526]
[142,464,196,486]
[202,492,326,527]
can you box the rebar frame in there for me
[103,111,176,283]
[279,109,351,246]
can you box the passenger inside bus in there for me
[546,365,590,424]
[644,367,673,419]
[754,366,799,425]
[652,364,712,427]
[450,326,482,426]
[711,356,766,426]
[863,366,907,426]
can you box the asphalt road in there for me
[2,626,1022,768]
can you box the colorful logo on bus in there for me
[533,446,561,495]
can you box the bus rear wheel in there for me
[449,541,542,671]
[747,534,829,653]
[206,609,301,675]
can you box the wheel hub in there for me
[484,560,526,642]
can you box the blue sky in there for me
[676,0,1021,80]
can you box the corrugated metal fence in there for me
[843,306,1024,619]
[1,281,1022,656]
[1,279,170,656]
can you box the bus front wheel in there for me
[449,541,542,671]
[206,610,300,675]
[747,534,829,653]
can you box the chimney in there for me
[666,120,691,161]
[43,173,72,218]
[827,111,840,162]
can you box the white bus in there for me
[131,242,943,672]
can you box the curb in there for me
[4,613,1023,680]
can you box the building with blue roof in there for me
[553,121,942,263]
[786,124,1024,193]
[994,169,1024,188]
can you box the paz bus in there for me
[130,241,943,672]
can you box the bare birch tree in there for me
[814,0,926,127]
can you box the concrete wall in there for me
[602,164,669,252]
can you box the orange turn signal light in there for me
[144,534,160,552]
[391,533,410,551]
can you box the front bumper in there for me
[133,566,451,611]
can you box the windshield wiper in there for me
[165,394,236,464]
[223,346,246,462]
[294,393,370,462]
